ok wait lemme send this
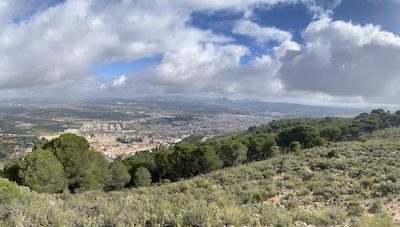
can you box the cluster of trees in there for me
[253,109,400,140]
[1,109,399,194]
[1,134,132,193]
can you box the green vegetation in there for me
[18,150,67,193]
[3,109,400,193]
[1,109,400,225]
[1,129,400,225]
[2,134,131,193]
[133,167,152,187]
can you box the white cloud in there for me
[0,0,234,92]
[0,0,307,95]
[279,17,400,103]
[120,42,284,98]
[112,75,127,88]
[233,19,292,43]
[2,0,399,106]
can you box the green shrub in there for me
[373,180,399,197]
[267,146,281,158]
[222,203,242,226]
[346,200,365,216]
[368,200,383,214]
[358,214,394,227]
[259,205,293,227]
[0,178,23,203]
[326,149,341,158]
[295,187,311,196]
[289,141,301,153]
[133,167,152,187]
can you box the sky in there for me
[0,0,400,106]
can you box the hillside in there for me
[1,128,400,226]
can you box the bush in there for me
[289,141,301,153]
[295,187,311,196]
[222,203,241,226]
[266,146,280,158]
[346,200,365,216]
[0,178,23,203]
[368,200,383,214]
[373,180,399,197]
[358,215,394,227]
[134,167,152,187]
[326,149,341,158]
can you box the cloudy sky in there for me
[0,0,400,105]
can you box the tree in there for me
[370,109,386,117]
[360,119,380,135]
[105,158,131,191]
[320,125,342,141]
[219,141,248,166]
[277,125,322,148]
[32,138,49,150]
[38,133,90,182]
[154,149,173,181]
[123,151,158,185]
[168,143,196,179]
[74,149,110,192]
[133,167,152,187]
[191,146,223,174]
[348,125,361,139]
[389,114,400,127]
[0,158,22,184]
[18,150,67,193]
[247,133,276,160]
[37,133,109,192]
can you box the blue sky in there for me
[1,0,400,105]
[334,0,400,34]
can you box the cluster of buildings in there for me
[0,112,273,160]
[68,113,272,158]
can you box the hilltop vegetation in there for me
[1,128,400,226]
[1,109,400,226]
[2,108,398,194]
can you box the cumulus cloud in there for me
[278,17,400,103]
[0,0,232,92]
[1,0,399,105]
[119,42,287,99]
[0,0,308,95]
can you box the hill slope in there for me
[1,129,400,226]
